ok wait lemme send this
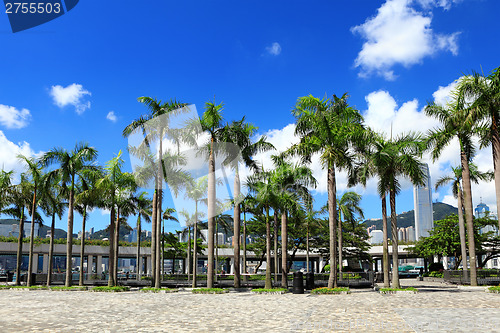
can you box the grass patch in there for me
[487,286,500,293]
[379,287,418,294]
[140,287,179,293]
[91,286,130,292]
[251,288,288,294]
[10,285,48,290]
[192,288,228,294]
[0,285,11,290]
[50,286,87,291]
[311,287,350,295]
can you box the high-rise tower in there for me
[414,164,433,240]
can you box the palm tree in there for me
[435,164,493,278]
[184,176,208,287]
[425,95,480,285]
[336,191,364,279]
[221,117,275,287]
[75,168,102,286]
[268,155,316,288]
[123,96,190,287]
[132,192,152,280]
[162,208,179,275]
[42,142,98,286]
[17,155,47,286]
[290,93,365,288]
[457,67,500,231]
[3,173,32,285]
[0,170,14,212]
[40,174,65,286]
[198,101,225,288]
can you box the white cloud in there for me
[351,0,459,80]
[50,83,91,114]
[265,42,282,56]
[0,104,31,129]
[0,130,39,177]
[432,81,458,106]
[106,111,117,122]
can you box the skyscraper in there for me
[414,164,433,240]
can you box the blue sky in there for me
[0,0,499,234]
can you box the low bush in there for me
[428,271,444,278]
[140,287,178,293]
[50,286,87,291]
[192,288,228,294]
[251,288,288,294]
[379,287,418,294]
[91,286,130,292]
[311,287,350,295]
[488,286,500,293]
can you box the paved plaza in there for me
[0,281,499,332]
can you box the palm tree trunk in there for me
[207,138,216,289]
[491,114,500,233]
[66,186,74,287]
[306,222,310,273]
[187,225,191,284]
[390,189,400,289]
[461,149,478,285]
[233,167,241,288]
[382,195,390,288]
[136,217,142,281]
[79,208,87,286]
[15,208,25,286]
[265,206,272,289]
[281,211,288,288]
[151,189,157,286]
[273,211,278,285]
[114,208,120,285]
[27,187,37,286]
[215,218,218,284]
[242,209,247,282]
[108,206,116,286]
[192,201,198,288]
[156,132,163,288]
[338,211,343,281]
[327,167,338,288]
[457,187,468,280]
[47,213,55,286]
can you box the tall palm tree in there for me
[42,142,98,286]
[133,192,152,280]
[457,67,500,230]
[425,95,480,285]
[435,164,493,278]
[123,96,190,287]
[268,155,316,288]
[336,191,364,279]
[3,173,32,285]
[162,208,179,275]
[184,176,208,287]
[289,93,365,288]
[221,117,275,287]
[17,154,47,286]
[198,101,225,288]
[75,168,103,286]
[40,174,65,286]
[0,170,14,212]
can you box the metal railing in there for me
[443,269,500,285]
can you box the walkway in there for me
[0,280,499,332]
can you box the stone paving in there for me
[0,280,499,332]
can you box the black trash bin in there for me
[292,272,304,294]
[31,273,37,285]
[305,272,314,290]
[7,271,13,282]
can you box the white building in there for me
[369,230,383,244]
[414,164,433,240]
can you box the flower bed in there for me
[140,287,178,293]
[251,288,288,294]
[91,286,130,292]
[379,287,418,294]
[311,287,350,295]
[192,288,228,294]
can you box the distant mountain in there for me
[362,202,457,233]
[90,224,133,241]
[0,219,67,239]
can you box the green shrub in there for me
[0,285,10,290]
[428,271,444,278]
[140,287,178,293]
[323,264,330,272]
[311,287,350,295]
[192,288,228,294]
[50,286,87,291]
[488,286,500,293]
[251,288,287,294]
[342,273,361,279]
[91,286,130,292]
[379,287,418,294]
